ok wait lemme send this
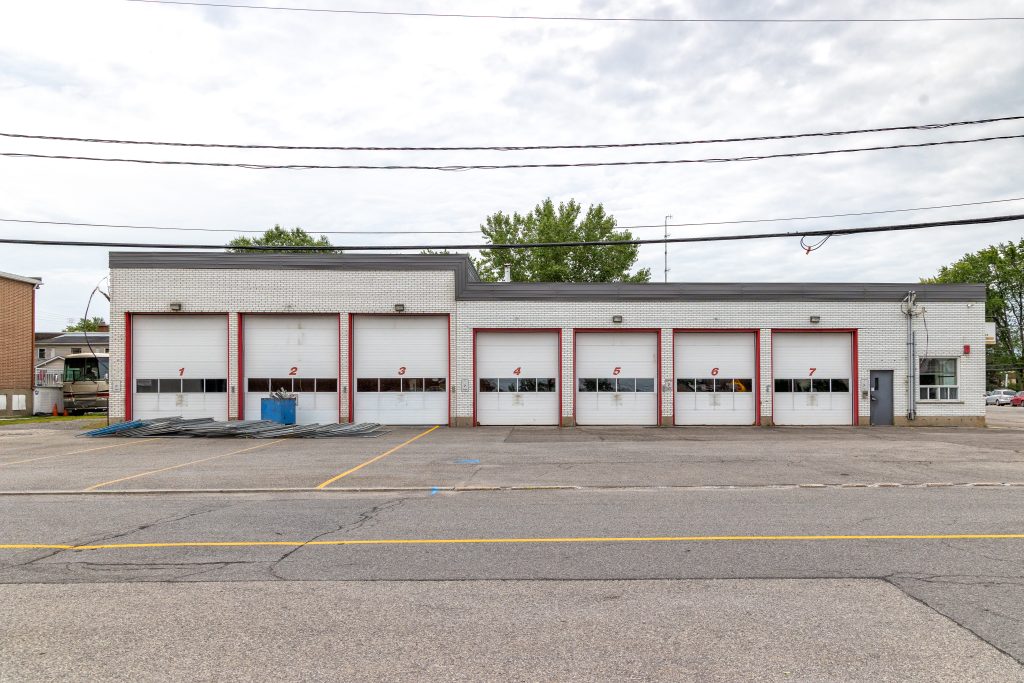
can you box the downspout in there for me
[904,291,917,421]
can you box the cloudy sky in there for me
[1,0,1023,330]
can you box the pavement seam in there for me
[883,577,1024,667]
[2,482,1024,496]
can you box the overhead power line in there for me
[1,213,1020,251]
[121,0,1024,23]
[4,133,1023,171]
[4,115,1021,152]
[3,195,1024,235]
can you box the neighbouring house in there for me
[35,331,111,385]
[0,271,43,416]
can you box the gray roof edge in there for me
[106,253,983,302]
[0,270,43,285]
[108,251,480,281]
[457,282,985,302]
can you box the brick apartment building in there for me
[0,271,43,416]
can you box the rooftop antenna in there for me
[664,215,673,283]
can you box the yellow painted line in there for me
[3,533,1023,552]
[0,439,163,468]
[82,440,286,491]
[316,425,440,489]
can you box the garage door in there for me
[476,331,559,426]
[773,332,853,425]
[243,315,338,425]
[675,331,757,425]
[575,331,658,425]
[353,315,448,425]
[132,315,228,420]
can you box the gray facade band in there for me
[108,253,983,303]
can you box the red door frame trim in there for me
[125,312,230,422]
[571,328,662,426]
[670,328,761,427]
[769,328,860,426]
[348,313,452,426]
[236,312,342,422]
[124,312,132,421]
[471,328,563,427]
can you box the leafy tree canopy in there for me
[227,225,336,253]
[64,316,107,332]
[474,198,650,283]
[923,239,1024,388]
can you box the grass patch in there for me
[0,414,107,425]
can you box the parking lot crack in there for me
[8,502,239,570]
[267,497,407,580]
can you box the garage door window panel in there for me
[181,378,204,393]
[270,378,293,392]
[518,377,537,392]
[536,378,556,392]
[578,378,597,392]
[616,377,636,392]
[136,379,158,394]
[356,378,379,392]
[498,378,518,392]
[159,379,182,393]
[831,378,850,392]
[293,378,316,392]
[379,378,401,392]
[315,378,337,392]
[919,358,958,400]
[635,378,655,392]
[424,378,446,392]
[677,379,696,392]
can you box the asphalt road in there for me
[2,417,1023,680]
[1,486,1022,681]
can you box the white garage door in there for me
[132,315,228,421]
[243,315,339,425]
[575,332,658,426]
[476,331,559,426]
[675,332,757,425]
[773,332,853,425]
[353,315,448,425]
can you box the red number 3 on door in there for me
[398,366,407,376]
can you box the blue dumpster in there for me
[261,398,297,425]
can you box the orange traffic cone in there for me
[63,408,68,417]
[52,403,58,416]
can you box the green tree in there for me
[227,225,336,253]
[923,239,1024,388]
[64,316,107,332]
[474,198,651,283]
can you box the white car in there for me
[986,389,1017,406]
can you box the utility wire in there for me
[3,195,1024,235]
[4,115,1021,152]
[1,213,1021,251]
[4,133,1022,171]
[121,0,1024,23]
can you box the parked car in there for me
[986,389,1017,406]
[1011,391,1024,407]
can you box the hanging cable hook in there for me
[800,233,833,254]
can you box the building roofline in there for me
[0,270,42,286]
[108,251,985,303]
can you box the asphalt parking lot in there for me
[3,412,1023,679]
[1,410,1023,493]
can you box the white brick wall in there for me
[110,267,986,425]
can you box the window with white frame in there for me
[919,358,958,400]
[37,348,46,360]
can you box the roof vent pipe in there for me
[503,265,511,282]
